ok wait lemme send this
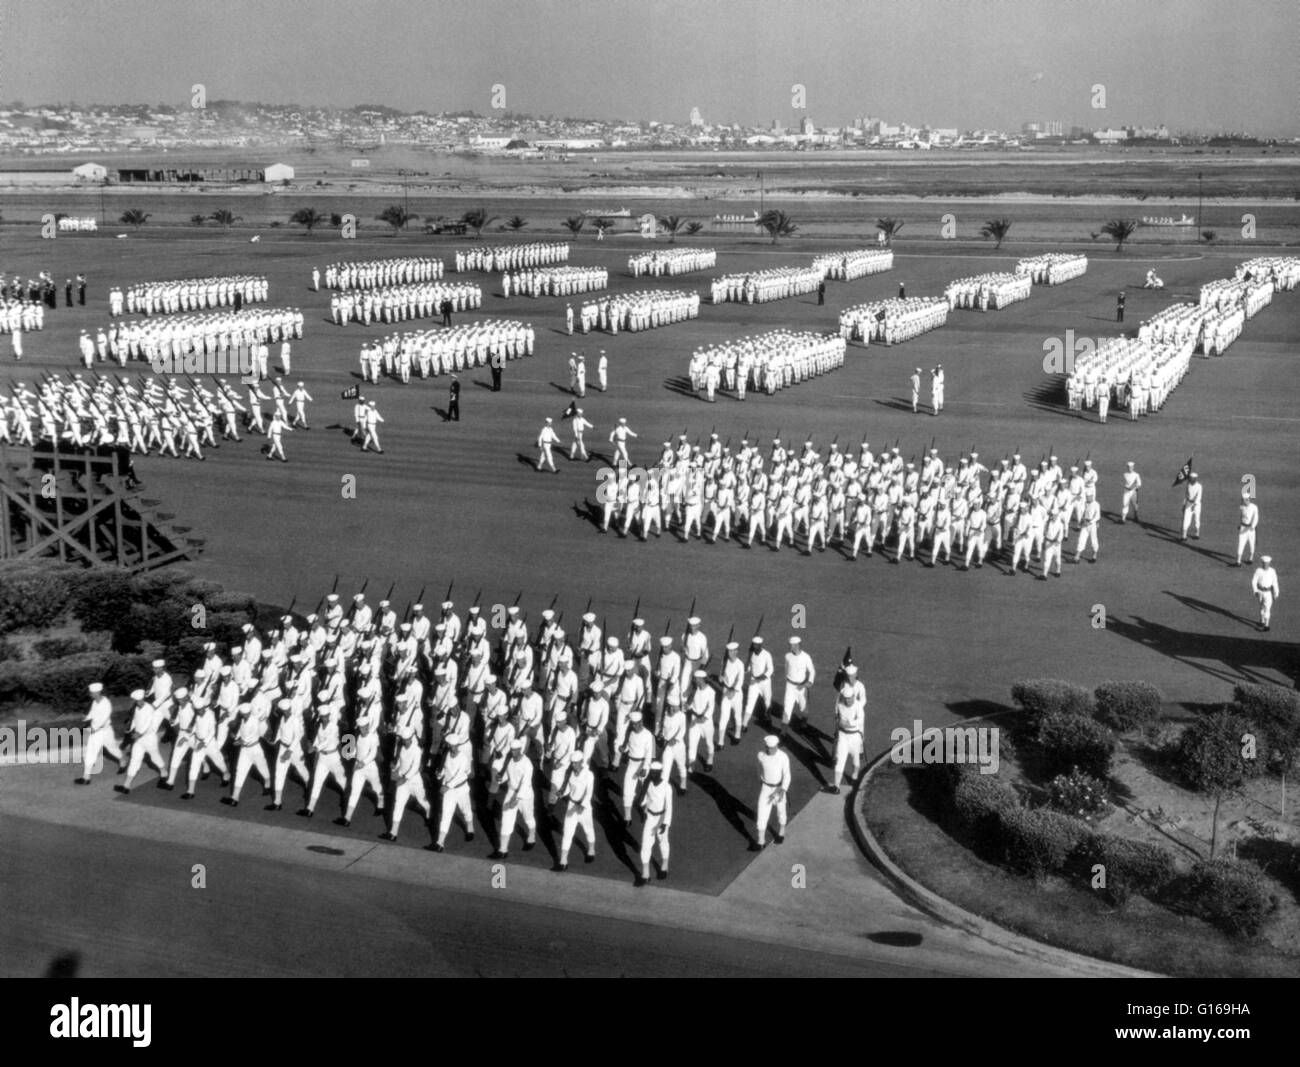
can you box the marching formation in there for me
[944,272,1033,311]
[57,217,99,232]
[112,276,269,317]
[688,331,847,401]
[0,369,314,464]
[502,266,608,298]
[1235,256,1300,289]
[359,321,535,383]
[1200,277,1274,318]
[1015,253,1088,285]
[586,432,1114,578]
[1138,303,1244,357]
[74,588,846,879]
[80,308,304,369]
[454,242,570,273]
[708,266,823,305]
[1065,337,1192,420]
[839,298,949,344]
[329,282,483,326]
[627,249,717,277]
[811,249,894,281]
[570,289,700,335]
[0,297,46,338]
[320,257,445,291]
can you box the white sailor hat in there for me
[589,679,604,693]
[327,594,339,603]
[232,645,244,656]
[412,603,424,612]
[203,641,216,651]
[541,609,555,621]
[88,682,104,694]
[130,688,146,701]
[1189,472,1198,479]
[570,751,585,765]
[606,636,619,647]
[433,664,448,676]
[582,612,596,623]
[763,735,780,749]
[241,623,255,633]
[687,616,701,626]
[545,416,553,424]
[659,636,672,647]
[510,739,525,752]
[619,417,627,424]
[631,617,644,627]
[379,600,390,608]
[507,606,519,616]
[353,593,366,602]
[693,669,707,679]
[751,635,764,645]
[151,658,166,669]
[845,664,858,676]
[400,622,412,632]
[789,636,801,645]
[469,605,480,614]
[725,641,739,651]
[485,673,497,685]
[441,601,454,610]
[629,710,643,724]
[175,686,189,699]
[1261,555,1272,564]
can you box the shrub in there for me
[0,563,77,633]
[1094,681,1163,732]
[205,591,257,616]
[1038,713,1116,778]
[1011,679,1094,731]
[26,651,121,713]
[1233,683,1300,771]
[103,654,155,696]
[204,610,255,650]
[32,635,103,660]
[1001,807,1093,877]
[1173,711,1259,793]
[0,660,33,702]
[1048,767,1111,821]
[67,569,138,634]
[1184,858,1275,938]
[0,637,21,662]
[1082,834,1176,905]
[951,767,1020,850]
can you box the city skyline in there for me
[2,0,1296,137]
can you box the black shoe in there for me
[703,762,713,772]
[221,796,237,807]
[262,787,273,797]
[824,785,840,794]
[489,850,507,860]
[774,833,785,844]
[116,764,128,775]
[657,870,668,881]
[584,852,596,864]
[114,784,130,794]
[298,808,313,818]
[158,781,174,791]
[334,816,350,827]
[465,831,475,842]
[634,875,648,887]
[430,842,445,852]
[553,862,567,873]
[748,841,763,852]
[523,840,536,851]
[265,802,282,811]
[181,792,195,800]
[75,777,91,785]
[380,831,398,841]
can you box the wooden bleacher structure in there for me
[0,443,202,571]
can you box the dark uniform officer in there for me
[448,375,461,421]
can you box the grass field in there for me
[1,204,1296,892]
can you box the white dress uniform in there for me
[183,703,229,795]
[744,638,774,728]
[435,743,476,847]
[1120,464,1142,522]
[1236,500,1259,565]
[341,727,384,823]
[830,669,866,790]
[659,704,688,789]
[638,769,674,883]
[78,684,123,781]
[782,639,815,725]
[1252,557,1280,630]
[227,705,271,803]
[755,737,792,846]
[386,736,431,838]
[620,716,655,820]
[717,647,745,744]
[117,692,165,790]
[304,714,347,816]
[558,754,597,867]
[1181,475,1203,539]
[496,744,537,854]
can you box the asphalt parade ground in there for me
[1,218,1296,974]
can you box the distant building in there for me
[72,162,107,181]
[115,162,294,183]
[799,116,815,136]
[263,163,294,182]
[689,107,703,127]
[1093,128,1130,143]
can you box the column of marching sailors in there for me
[319,257,444,291]
[111,275,268,317]
[570,433,1120,577]
[568,289,699,335]
[628,248,717,277]
[72,593,864,881]
[687,331,847,401]
[454,243,570,273]
[78,308,303,372]
[329,283,482,326]
[358,321,535,383]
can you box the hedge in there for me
[1038,713,1116,778]
[1000,806,1093,878]
[1011,679,1095,731]
[1081,834,1177,905]
[1093,681,1163,733]
[1183,858,1275,938]
[951,768,1021,850]
[0,563,78,633]
[1233,683,1300,771]
[32,635,104,660]
[66,569,138,634]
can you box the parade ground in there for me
[0,201,1296,975]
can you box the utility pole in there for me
[1197,171,1203,243]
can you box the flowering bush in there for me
[1048,766,1111,821]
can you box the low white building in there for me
[263,162,295,182]
[72,162,107,181]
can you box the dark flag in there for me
[1172,456,1194,487]
[340,385,360,400]
[561,399,578,421]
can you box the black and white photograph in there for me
[0,0,1295,1025]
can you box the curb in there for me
[847,737,1160,979]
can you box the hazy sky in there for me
[4,0,1296,134]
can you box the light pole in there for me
[1197,171,1203,243]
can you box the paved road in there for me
[0,811,950,978]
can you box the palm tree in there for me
[592,218,614,238]
[190,214,207,227]
[290,207,327,234]
[460,208,499,239]
[209,209,242,228]
[759,209,798,245]
[685,221,705,236]
[120,209,151,230]
[657,215,685,244]
[562,215,586,237]
[377,205,414,235]
[1100,218,1139,253]
[875,217,904,247]
[1201,229,1217,244]
[980,217,1012,249]
[506,215,528,231]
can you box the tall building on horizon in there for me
[689,106,703,127]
